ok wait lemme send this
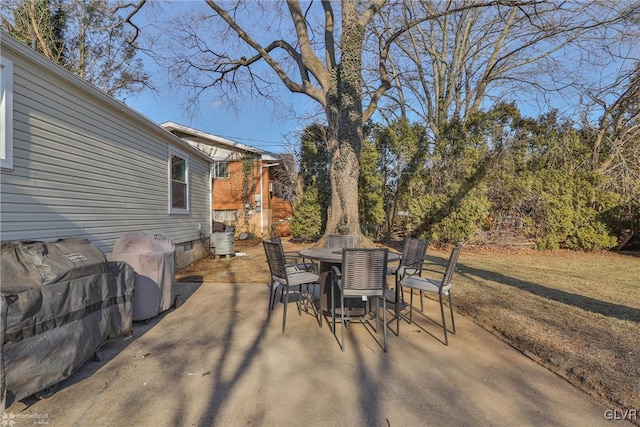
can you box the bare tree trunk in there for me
[324,0,365,243]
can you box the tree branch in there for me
[206,0,326,105]
[287,1,330,93]
[320,0,337,72]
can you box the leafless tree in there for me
[583,60,640,248]
[154,0,521,243]
[370,0,640,142]
[364,0,639,238]
[1,0,150,98]
[147,0,638,242]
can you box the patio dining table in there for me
[299,248,400,316]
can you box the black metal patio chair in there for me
[263,239,320,333]
[331,248,389,352]
[326,234,355,249]
[387,237,429,333]
[397,243,462,345]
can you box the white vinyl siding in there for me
[1,56,13,169]
[0,34,211,253]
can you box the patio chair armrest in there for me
[396,262,426,280]
[284,263,300,271]
[332,266,343,289]
[422,260,446,273]
[388,251,402,261]
[332,265,342,278]
[318,270,331,293]
[283,252,316,272]
[283,253,300,264]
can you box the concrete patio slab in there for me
[3,281,631,427]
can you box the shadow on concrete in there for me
[8,280,624,426]
[18,281,203,408]
[194,284,269,426]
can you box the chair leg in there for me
[282,287,289,333]
[305,281,321,327]
[395,284,401,335]
[273,285,281,311]
[267,282,274,321]
[297,284,302,316]
[270,283,281,312]
[340,294,345,352]
[448,292,456,334]
[375,297,380,334]
[331,283,336,335]
[409,289,414,324]
[382,296,387,352]
[407,289,424,312]
[318,273,328,329]
[439,293,448,346]
[397,274,407,307]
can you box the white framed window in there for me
[213,209,237,223]
[1,56,14,170]
[169,147,189,214]
[212,161,229,179]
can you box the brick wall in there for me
[212,159,276,237]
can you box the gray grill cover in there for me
[107,232,175,321]
[0,237,134,408]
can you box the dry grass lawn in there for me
[176,239,640,416]
[448,248,640,414]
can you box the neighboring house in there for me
[160,122,294,238]
[0,33,213,269]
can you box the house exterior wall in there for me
[211,159,272,237]
[212,160,251,210]
[0,34,211,268]
[168,130,280,238]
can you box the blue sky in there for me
[120,2,314,154]
[120,2,635,154]
[123,86,308,154]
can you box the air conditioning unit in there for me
[210,231,235,256]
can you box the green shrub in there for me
[531,169,618,250]
[409,184,490,244]
[290,187,323,239]
[359,138,385,237]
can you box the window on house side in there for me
[213,210,237,223]
[169,147,189,214]
[1,56,14,170]
[213,162,229,179]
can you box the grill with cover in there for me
[0,237,134,408]
[107,232,176,321]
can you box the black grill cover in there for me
[1,237,134,408]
